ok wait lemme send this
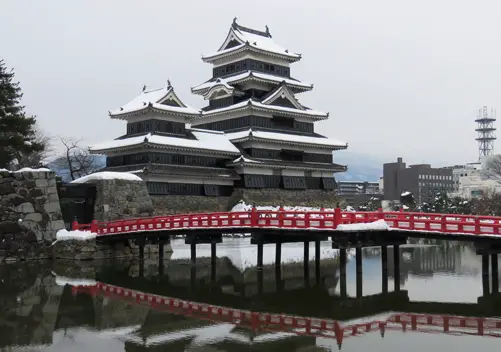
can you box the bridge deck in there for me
[73,209,501,241]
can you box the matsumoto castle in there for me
[90,19,348,197]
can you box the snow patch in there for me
[336,220,390,232]
[401,191,411,196]
[71,171,143,183]
[55,275,97,287]
[0,167,51,173]
[231,201,336,213]
[56,229,96,241]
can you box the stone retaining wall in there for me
[52,239,173,261]
[151,195,231,215]
[0,169,65,263]
[85,178,154,221]
[150,188,343,215]
[231,188,344,208]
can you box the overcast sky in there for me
[2,0,501,167]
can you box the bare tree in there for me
[482,154,501,183]
[11,123,55,169]
[53,137,98,180]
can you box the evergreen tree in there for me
[0,59,44,169]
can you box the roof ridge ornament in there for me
[167,79,171,89]
[265,25,271,37]
[142,84,146,92]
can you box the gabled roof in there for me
[225,129,347,150]
[90,128,240,155]
[195,99,329,121]
[191,71,313,95]
[261,83,304,110]
[202,19,301,63]
[109,84,200,119]
[202,78,235,100]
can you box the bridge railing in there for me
[71,208,501,236]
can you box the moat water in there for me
[1,238,500,351]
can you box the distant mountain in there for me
[334,151,383,182]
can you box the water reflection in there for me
[0,239,500,351]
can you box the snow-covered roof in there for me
[109,85,200,119]
[225,129,347,149]
[202,20,301,62]
[191,71,312,94]
[261,83,303,109]
[228,154,346,172]
[90,129,241,155]
[196,99,328,120]
[71,171,144,183]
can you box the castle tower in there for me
[190,18,347,190]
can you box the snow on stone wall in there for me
[0,169,65,262]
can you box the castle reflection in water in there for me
[0,239,500,352]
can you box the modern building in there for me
[337,181,381,206]
[383,157,453,204]
[90,19,347,197]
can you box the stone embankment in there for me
[0,169,65,262]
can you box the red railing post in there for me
[251,205,258,227]
[475,216,481,234]
[278,205,284,227]
[334,208,342,228]
[71,217,79,231]
[441,215,447,232]
[90,220,98,233]
[378,208,384,219]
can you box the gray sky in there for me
[2,0,501,167]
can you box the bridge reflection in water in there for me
[1,241,501,351]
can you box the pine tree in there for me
[0,59,44,169]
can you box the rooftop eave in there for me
[230,135,348,150]
[90,142,240,157]
[197,102,329,121]
[109,105,201,120]
[202,44,302,64]
[227,159,347,172]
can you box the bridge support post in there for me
[492,254,499,294]
[394,244,400,292]
[340,248,347,299]
[275,240,282,268]
[190,241,197,266]
[381,245,388,294]
[211,240,217,283]
[158,241,165,276]
[275,239,282,291]
[257,237,264,294]
[482,254,490,296]
[304,241,310,286]
[356,247,363,298]
[315,239,321,285]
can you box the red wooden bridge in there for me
[72,281,501,345]
[73,208,501,239]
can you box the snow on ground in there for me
[55,229,96,241]
[231,201,337,212]
[0,167,51,173]
[54,275,97,287]
[336,220,390,232]
[71,171,143,183]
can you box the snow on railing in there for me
[71,208,501,237]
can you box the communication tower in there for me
[475,106,496,161]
